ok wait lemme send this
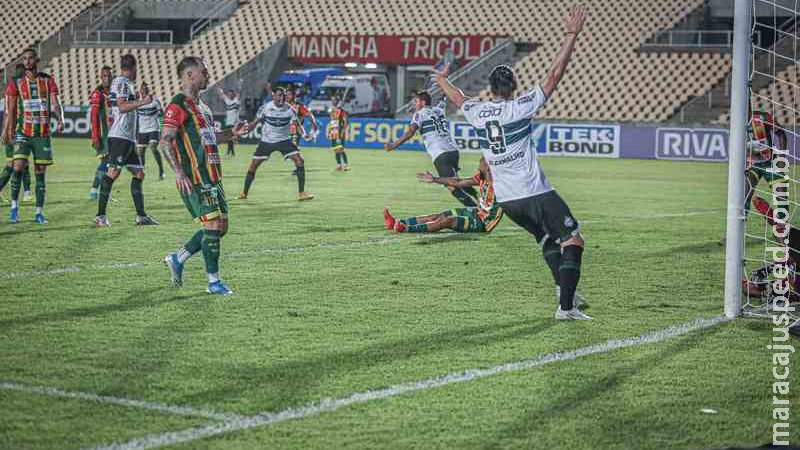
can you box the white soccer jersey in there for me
[137,97,162,134]
[108,76,138,142]
[461,85,552,202]
[411,99,458,161]
[256,101,296,143]
[224,96,240,127]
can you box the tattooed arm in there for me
[159,124,192,194]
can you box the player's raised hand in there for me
[433,64,450,86]
[564,5,587,35]
[416,171,435,183]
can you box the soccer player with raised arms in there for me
[385,91,478,207]
[435,5,591,320]
[160,56,248,295]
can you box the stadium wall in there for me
[35,108,800,161]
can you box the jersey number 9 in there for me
[486,120,507,155]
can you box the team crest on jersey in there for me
[564,216,574,228]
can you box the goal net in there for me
[740,0,799,325]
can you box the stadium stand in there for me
[13,0,733,122]
[0,0,96,68]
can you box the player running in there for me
[435,5,591,320]
[240,86,314,201]
[2,48,63,224]
[217,86,240,157]
[160,56,248,295]
[88,65,114,200]
[95,53,159,227]
[385,91,478,207]
[0,63,32,204]
[384,157,502,233]
[746,108,788,232]
[328,96,350,171]
[136,84,165,180]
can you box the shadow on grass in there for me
[179,318,557,411]
[411,234,481,245]
[478,324,724,449]
[0,287,199,329]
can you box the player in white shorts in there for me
[435,5,591,320]
[240,86,314,201]
[385,91,477,207]
[136,88,164,180]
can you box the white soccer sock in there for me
[11,200,18,208]
[35,207,42,215]
[208,272,220,283]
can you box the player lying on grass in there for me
[743,226,800,310]
[383,157,502,233]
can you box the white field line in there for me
[88,316,727,450]
[0,382,245,421]
[0,210,723,282]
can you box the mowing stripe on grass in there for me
[0,210,722,282]
[88,315,727,450]
[0,382,244,421]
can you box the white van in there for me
[309,74,391,117]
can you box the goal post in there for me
[731,0,800,323]
[724,0,752,319]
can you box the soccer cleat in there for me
[95,215,110,227]
[556,286,586,309]
[393,220,406,232]
[383,207,396,230]
[88,188,98,200]
[9,206,19,223]
[135,215,160,226]
[555,306,594,321]
[34,213,48,224]
[22,191,32,203]
[298,191,315,201]
[163,253,184,287]
[238,192,248,200]
[207,280,234,295]
[335,165,343,171]
[343,165,351,171]
[159,173,165,181]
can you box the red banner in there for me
[288,35,505,64]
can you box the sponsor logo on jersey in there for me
[478,107,502,118]
[655,128,728,161]
[564,216,574,228]
[545,124,620,158]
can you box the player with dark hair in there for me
[160,56,248,295]
[385,90,478,207]
[2,48,63,223]
[95,53,159,227]
[328,96,350,171]
[0,62,32,204]
[435,5,591,320]
[383,157,503,233]
[240,86,314,201]
[88,65,114,200]
[136,82,165,180]
[286,86,317,175]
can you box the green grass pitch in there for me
[0,138,793,449]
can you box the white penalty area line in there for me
[0,210,723,282]
[0,382,245,422]
[88,315,728,450]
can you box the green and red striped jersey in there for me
[163,93,222,185]
[5,71,59,138]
